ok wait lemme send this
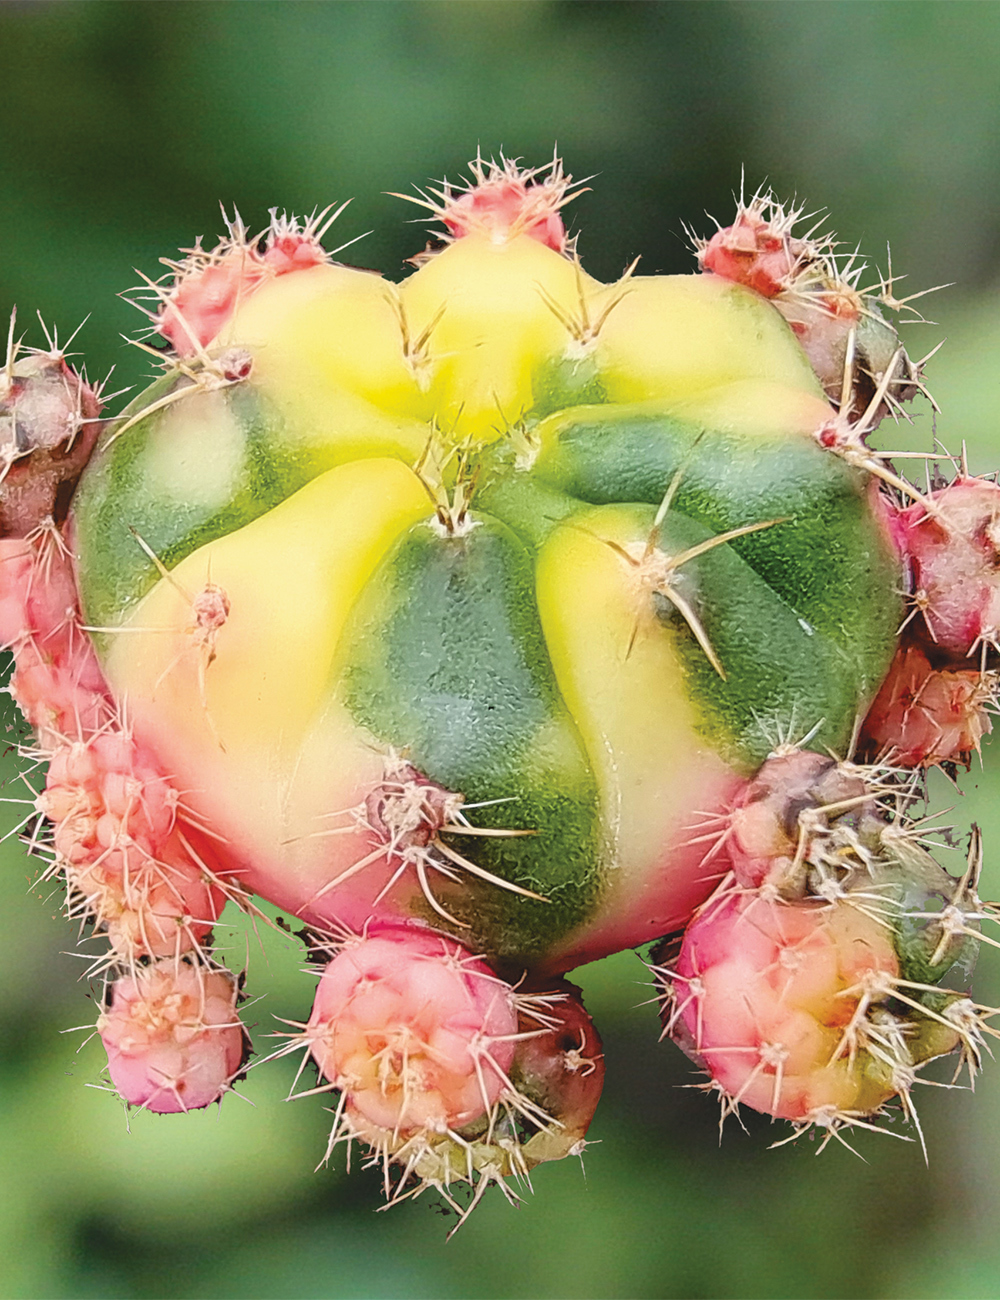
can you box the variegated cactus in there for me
[2,153,997,1225]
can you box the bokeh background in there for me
[2,3,1000,1297]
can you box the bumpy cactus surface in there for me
[3,154,998,1224]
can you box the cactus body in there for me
[70,235,900,970]
[2,154,998,1221]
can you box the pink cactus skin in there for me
[39,731,224,960]
[158,257,265,356]
[156,217,329,355]
[395,153,577,256]
[728,751,871,892]
[442,177,567,252]
[860,643,993,768]
[301,947,605,1203]
[307,925,520,1136]
[0,534,109,747]
[0,351,102,538]
[0,530,227,961]
[888,477,1000,660]
[698,212,806,299]
[261,217,331,275]
[668,891,901,1123]
[98,958,246,1114]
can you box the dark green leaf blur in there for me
[1,3,999,1297]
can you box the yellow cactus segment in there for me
[258,366,430,472]
[226,263,430,423]
[665,377,835,437]
[589,274,824,404]
[399,234,600,443]
[535,504,735,936]
[104,457,431,759]
[774,903,901,1116]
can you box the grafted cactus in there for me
[2,153,997,1223]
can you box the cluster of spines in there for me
[299,753,544,928]
[394,149,588,259]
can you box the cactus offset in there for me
[3,152,999,1225]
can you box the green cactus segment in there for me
[334,514,603,959]
[873,847,979,992]
[539,501,884,773]
[74,370,427,632]
[530,383,901,716]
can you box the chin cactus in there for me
[3,151,999,1224]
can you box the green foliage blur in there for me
[2,3,1000,1297]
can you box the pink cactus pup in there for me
[99,958,248,1113]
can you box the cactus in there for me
[2,152,998,1225]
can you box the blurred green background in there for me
[2,3,1000,1297]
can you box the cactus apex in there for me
[137,201,354,356]
[692,180,833,300]
[393,149,588,257]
